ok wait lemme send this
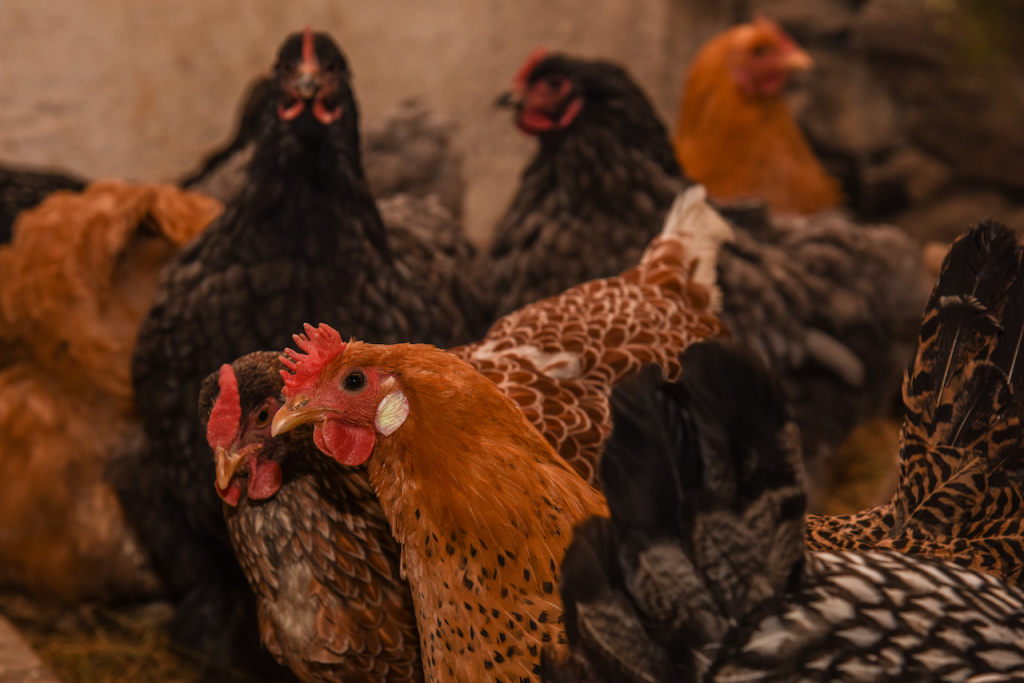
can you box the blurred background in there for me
[3,0,1020,245]
[1,0,1024,681]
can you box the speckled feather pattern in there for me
[228,454,421,683]
[805,222,1024,588]
[200,352,423,683]
[711,549,1024,682]
[454,234,727,484]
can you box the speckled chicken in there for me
[271,328,609,683]
[806,220,1024,586]
[198,352,421,683]
[488,48,932,495]
[547,339,1024,683]
[203,186,731,682]
[117,28,478,673]
[454,187,731,483]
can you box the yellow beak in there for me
[783,46,814,72]
[270,395,327,437]
[215,445,247,491]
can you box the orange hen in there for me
[0,180,221,600]
[273,330,608,683]
[674,17,844,214]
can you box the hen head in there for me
[199,351,289,507]
[273,27,351,131]
[271,324,422,467]
[719,18,813,97]
[497,48,681,174]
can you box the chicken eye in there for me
[545,76,563,89]
[255,407,271,425]
[343,371,366,392]
[751,44,770,57]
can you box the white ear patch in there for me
[375,391,410,436]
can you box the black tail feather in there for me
[551,341,805,683]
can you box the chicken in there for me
[0,180,220,601]
[0,164,86,244]
[489,48,931,499]
[453,186,731,483]
[487,48,682,321]
[198,352,422,683]
[806,219,1024,585]
[549,339,1024,683]
[207,185,729,682]
[672,18,845,215]
[183,81,464,219]
[117,28,479,672]
[271,328,609,683]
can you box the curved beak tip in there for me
[215,446,245,491]
[786,48,814,71]
[271,403,315,436]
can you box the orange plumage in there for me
[674,18,844,214]
[0,180,221,600]
[273,331,607,683]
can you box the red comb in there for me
[280,323,348,397]
[207,364,241,450]
[302,25,318,67]
[512,46,548,91]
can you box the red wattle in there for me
[248,458,283,500]
[516,109,555,135]
[278,100,305,121]
[313,97,342,125]
[558,97,583,129]
[216,481,243,507]
[315,419,377,466]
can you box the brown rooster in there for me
[0,180,221,601]
[673,17,844,215]
[206,186,731,682]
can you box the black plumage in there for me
[487,50,931,496]
[487,52,682,320]
[115,29,476,676]
[549,340,1024,683]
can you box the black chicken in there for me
[182,81,465,220]
[116,28,477,676]
[198,352,422,683]
[489,49,932,501]
[548,339,1024,683]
